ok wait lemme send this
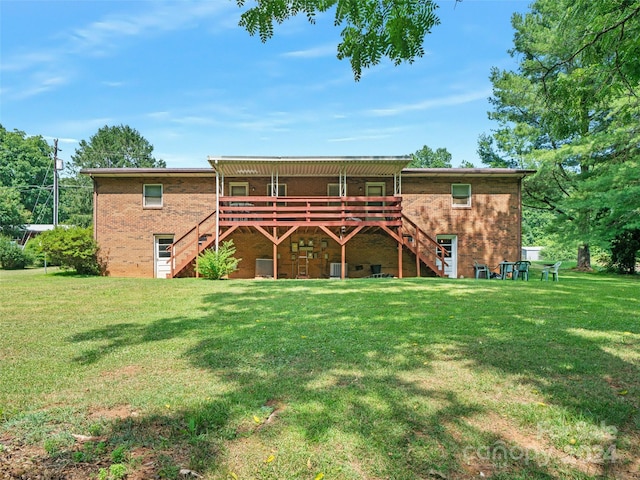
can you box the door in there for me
[366,182,385,221]
[436,235,457,278]
[154,235,174,278]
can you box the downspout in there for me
[215,159,220,251]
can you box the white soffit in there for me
[208,156,411,177]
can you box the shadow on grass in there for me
[67,276,639,478]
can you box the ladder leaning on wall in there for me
[297,252,309,278]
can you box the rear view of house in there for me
[83,156,532,279]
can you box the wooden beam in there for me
[319,225,341,244]
[254,225,276,243]
[273,226,299,246]
[380,225,401,243]
[219,225,239,242]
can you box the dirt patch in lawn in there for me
[0,436,160,480]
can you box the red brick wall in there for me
[402,175,522,278]
[94,176,215,277]
[93,174,522,279]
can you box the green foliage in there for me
[110,444,128,463]
[70,125,165,170]
[409,145,452,168]
[236,0,440,80]
[0,236,30,269]
[482,0,640,269]
[23,238,49,267]
[64,124,165,225]
[0,125,54,224]
[37,226,101,275]
[196,240,241,279]
[610,229,640,275]
[0,186,31,238]
[59,175,94,227]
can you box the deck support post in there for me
[272,227,278,280]
[397,229,403,279]
[195,223,200,278]
[415,228,420,277]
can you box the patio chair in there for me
[512,261,530,281]
[541,261,562,281]
[473,261,491,279]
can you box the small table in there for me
[498,261,516,280]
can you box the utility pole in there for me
[53,139,63,226]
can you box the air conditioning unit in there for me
[330,262,348,278]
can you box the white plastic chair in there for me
[541,261,561,281]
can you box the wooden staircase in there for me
[169,211,218,278]
[168,209,448,279]
[400,214,448,277]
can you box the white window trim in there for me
[143,184,163,208]
[229,182,249,196]
[451,183,471,208]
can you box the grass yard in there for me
[0,266,638,479]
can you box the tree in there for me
[69,125,165,170]
[0,187,32,238]
[38,226,101,275]
[64,125,166,225]
[481,0,640,270]
[409,145,452,168]
[0,125,54,225]
[236,0,441,80]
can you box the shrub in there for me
[38,226,101,275]
[0,236,30,269]
[610,229,640,274]
[196,240,241,279]
[23,238,50,267]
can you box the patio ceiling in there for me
[207,156,411,177]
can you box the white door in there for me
[154,235,174,278]
[436,235,457,278]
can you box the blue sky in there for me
[0,0,530,168]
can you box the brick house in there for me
[82,156,533,279]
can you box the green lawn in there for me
[1,266,638,479]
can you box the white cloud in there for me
[0,1,237,97]
[282,44,335,59]
[366,89,492,117]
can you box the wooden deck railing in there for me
[218,195,402,226]
[169,196,449,277]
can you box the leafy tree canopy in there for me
[409,145,452,168]
[69,124,165,172]
[236,0,441,80]
[0,124,54,224]
[481,0,640,269]
[0,187,32,238]
[65,125,165,227]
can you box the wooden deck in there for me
[169,195,447,279]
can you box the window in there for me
[229,182,249,196]
[327,183,345,197]
[143,184,163,208]
[451,184,471,207]
[267,184,287,196]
